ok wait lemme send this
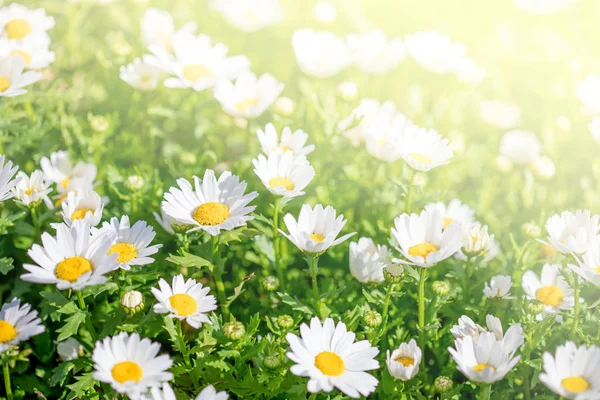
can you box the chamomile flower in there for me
[539,341,600,399]
[531,155,556,180]
[214,72,283,119]
[483,275,514,299]
[93,216,162,270]
[568,237,600,286]
[397,126,454,171]
[256,123,315,157]
[12,170,52,206]
[451,315,524,357]
[386,339,422,381]
[0,35,54,69]
[588,116,600,145]
[140,8,175,51]
[120,56,162,91]
[291,28,353,78]
[0,155,19,202]
[92,332,173,398]
[40,150,97,193]
[391,209,464,268]
[337,99,398,147]
[364,112,412,163]
[195,385,229,400]
[61,190,104,226]
[349,237,393,283]
[253,151,315,199]
[151,274,217,329]
[522,263,576,321]
[455,222,496,261]
[279,204,356,255]
[286,317,380,398]
[479,100,521,129]
[576,73,600,114]
[0,298,44,354]
[22,221,119,291]
[347,29,405,74]
[450,315,486,341]
[424,199,475,231]
[514,0,580,15]
[161,169,258,236]
[0,3,55,40]
[543,210,600,254]
[405,30,466,74]
[210,0,283,32]
[499,130,542,165]
[0,55,41,97]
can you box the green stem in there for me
[572,275,580,335]
[382,283,395,321]
[523,368,532,400]
[405,170,416,214]
[418,268,427,363]
[212,236,230,321]
[177,320,192,368]
[273,197,284,287]
[480,384,491,400]
[3,363,13,400]
[30,205,39,238]
[77,291,97,341]
[309,256,321,318]
[463,258,472,303]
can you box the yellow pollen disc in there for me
[60,177,71,189]
[473,363,492,372]
[71,208,93,220]
[595,266,600,274]
[10,49,31,66]
[5,19,31,40]
[192,202,230,226]
[111,361,143,384]
[0,77,10,93]
[54,195,67,207]
[268,177,295,191]
[314,351,345,376]
[55,256,92,282]
[234,98,259,113]
[277,146,292,153]
[443,217,454,229]
[535,285,564,307]
[169,294,197,316]
[0,320,17,343]
[407,153,432,165]
[562,376,590,393]
[408,242,439,262]
[24,188,34,196]
[310,233,325,243]
[139,74,152,84]
[183,64,212,82]
[394,356,415,367]
[108,243,138,263]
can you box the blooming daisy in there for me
[12,169,52,206]
[256,123,315,157]
[479,100,521,129]
[0,55,41,97]
[482,315,524,357]
[151,274,217,329]
[0,3,54,40]
[0,34,54,69]
[21,221,119,291]
[337,99,398,148]
[450,315,487,341]
[253,151,315,199]
[286,317,379,398]
[522,263,576,321]
[139,382,176,400]
[397,125,454,171]
[213,72,284,119]
[391,209,464,268]
[60,189,104,226]
[364,112,413,163]
[386,339,422,381]
[120,56,162,91]
[588,116,600,145]
[576,73,600,114]
[483,275,514,299]
[0,154,19,202]
[454,222,496,261]
[291,28,353,78]
[539,341,600,399]
[531,155,555,180]
[514,0,580,15]
[424,199,475,231]
[141,8,175,51]
[543,210,600,254]
[161,169,258,236]
[349,237,392,283]
[347,29,405,74]
[40,150,97,193]
[499,129,542,165]
[93,216,162,270]
[568,237,600,286]
[210,0,283,32]
[404,30,466,74]
[279,204,356,255]
[92,332,173,398]
[0,298,44,354]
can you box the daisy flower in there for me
[483,275,513,299]
[405,30,466,74]
[0,34,55,69]
[531,155,556,180]
[397,125,454,171]
[291,28,353,78]
[60,189,104,226]
[0,154,19,202]
[539,341,600,399]
[139,382,176,400]
[161,169,258,236]
[543,210,600,254]
[576,73,600,114]
[386,339,422,381]
[141,8,175,51]
[0,3,55,40]
[210,0,283,32]
[568,237,600,286]
[213,72,284,119]
[349,237,392,283]
[522,263,576,321]
[455,222,496,261]
[92,332,173,398]
[499,129,542,165]
[514,0,580,15]
[0,298,44,354]
[0,55,41,97]
[21,221,119,291]
[40,150,97,193]
[256,123,315,157]
[589,117,600,145]
[151,274,217,329]
[120,56,162,91]
[424,199,475,231]
[391,209,464,268]
[93,216,162,270]
[253,151,315,199]
[451,314,526,357]
[337,99,398,147]
[364,112,413,163]
[347,29,405,74]
[286,317,379,398]
[12,169,52,206]
[479,100,521,129]
[279,204,356,255]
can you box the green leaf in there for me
[0,257,14,275]
[205,358,231,372]
[56,311,86,341]
[219,227,262,245]
[277,292,313,314]
[50,361,75,387]
[66,372,96,400]
[225,273,256,307]
[167,251,211,269]
[40,291,69,308]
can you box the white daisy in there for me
[0,55,41,97]
[347,29,405,74]
[588,116,600,145]
[522,263,576,321]
[141,8,175,51]
[0,35,54,69]
[455,222,496,261]
[161,169,258,236]
[93,216,162,270]
[539,341,600,399]
[21,221,119,291]
[139,382,176,400]
[531,155,555,180]
[405,30,466,74]
[312,1,337,23]
[0,3,55,40]
[337,80,357,101]
[12,169,52,206]
[451,315,524,359]
[568,237,600,287]
[279,204,356,255]
[120,56,162,91]
[286,317,379,398]
[391,209,464,268]
[337,99,398,148]
[0,154,19,202]
[543,210,600,254]
[386,339,422,381]
[210,0,283,32]
[364,112,413,163]
[499,129,542,165]
[0,298,44,354]
[397,125,454,171]
[514,0,580,15]
[424,199,475,231]
[151,274,217,329]
[291,28,353,78]
[92,332,173,398]
[256,123,315,157]
[483,275,513,299]
[253,151,315,199]
[195,385,229,400]
[479,100,521,129]
[40,150,97,193]
[576,73,600,114]
[450,315,486,341]
[349,237,392,283]
[213,72,283,119]
[60,189,104,227]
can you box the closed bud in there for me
[90,115,109,132]
[274,96,294,116]
[263,354,281,369]
[363,310,382,328]
[337,81,357,101]
[525,300,545,315]
[521,222,541,238]
[125,175,144,190]
[121,290,144,314]
[434,376,453,392]
[262,276,279,292]
[223,321,245,340]
[277,315,294,330]
[172,223,196,233]
[57,338,83,361]
[432,280,450,296]
[383,264,404,283]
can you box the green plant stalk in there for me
[76,291,97,341]
[3,363,12,400]
[382,283,396,321]
[418,268,427,363]
[212,236,230,321]
[309,256,321,318]
[273,197,284,287]
[405,170,417,214]
[177,320,192,368]
[572,275,580,335]
[480,384,491,400]
[30,205,39,238]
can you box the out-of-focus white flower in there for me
[0,3,55,40]
[398,126,454,171]
[483,275,513,299]
[349,237,393,283]
[0,55,41,97]
[424,199,475,231]
[140,8,196,51]
[531,155,555,180]
[0,35,54,69]
[312,1,337,24]
[210,0,283,32]
[153,209,176,235]
[0,155,19,203]
[543,210,600,254]
[386,339,422,381]
[455,57,485,85]
[57,338,82,361]
[576,73,600,114]
[257,123,314,157]
[451,315,524,357]
[405,30,466,74]
[364,113,413,163]
[522,264,576,321]
[514,0,580,15]
[455,222,495,261]
[337,80,357,101]
[214,72,283,119]
[337,99,395,147]
[480,100,521,129]
[12,170,52,206]
[61,190,104,227]
[588,117,600,145]
[347,30,405,74]
[569,237,600,287]
[274,96,294,116]
[499,129,542,165]
[292,28,353,78]
[120,56,162,91]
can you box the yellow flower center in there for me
[0,320,17,343]
[60,177,71,189]
[408,242,439,262]
[10,49,32,66]
[595,266,600,274]
[314,351,345,376]
[111,361,143,384]
[0,77,11,93]
[561,376,590,393]
[535,285,564,307]
[394,356,415,367]
[5,19,31,39]
[55,256,93,282]
[71,208,93,220]
[108,243,138,263]
[54,195,67,207]
[268,177,295,191]
[24,188,34,196]
[139,74,152,84]
[407,153,432,165]
[473,363,494,372]
[234,98,259,113]
[276,146,292,153]
[169,294,197,316]
[310,233,325,243]
[443,217,454,229]
[183,64,212,82]
[192,202,230,226]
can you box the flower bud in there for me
[121,290,144,314]
[262,276,279,292]
[90,115,109,132]
[57,338,83,361]
[223,321,245,340]
[521,222,541,238]
[337,81,357,101]
[525,300,545,315]
[530,155,555,180]
[383,264,404,283]
[434,376,453,392]
[263,354,281,369]
[172,223,196,233]
[363,310,382,328]
[274,96,294,116]
[125,175,144,190]
[432,281,450,296]
[276,315,294,330]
